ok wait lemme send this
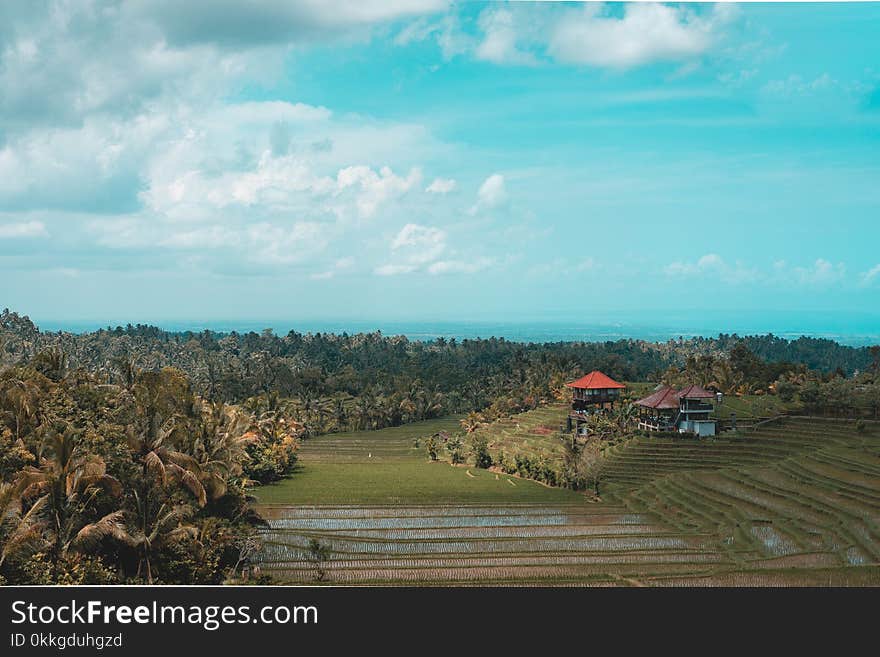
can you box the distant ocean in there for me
[36,311,880,347]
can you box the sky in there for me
[1,1,880,330]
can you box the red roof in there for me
[635,386,680,409]
[678,384,716,399]
[565,370,625,390]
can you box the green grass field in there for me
[255,416,581,505]
[256,461,581,505]
[253,397,880,586]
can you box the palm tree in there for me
[33,347,68,382]
[560,437,585,490]
[126,414,208,508]
[586,413,615,441]
[16,426,126,577]
[461,412,484,433]
[712,359,744,395]
[331,395,348,432]
[111,355,139,391]
[0,374,41,441]
[611,403,638,433]
[124,410,214,583]
[0,481,46,568]
[126,498,196,584]
[353,394,376,431]
[188,400,253,501]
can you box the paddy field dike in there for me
[254,408,880,586]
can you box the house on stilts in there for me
[565,370,626,434]
[634,384,718,437]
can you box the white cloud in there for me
[474,8,536,66]
[374,222,445,275]
[390,223,446,256]
[469,173,506,214]
[548,4,724,69]
[665,253,759,284]
[159,226,240,249]
[790,258,845,286]
[130,0,450,48]
[576,257,596,272]
[861,264,880,286]
[310,256,355,280]
[667,255,850,288]
[247,221,331,266]
[375,263,416,276]
[399,4,734,70]
[427,257,495,275]
[762,73,841,97]
[335,165,422,218]
[0,221,48,238]
[425,177,456,194]
[375,222,491,276]
[87,215,332,270]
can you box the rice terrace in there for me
[255,406,880,586]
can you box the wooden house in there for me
[635,384,718,437]
[565,370,625,433]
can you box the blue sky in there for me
[1,2,879,328]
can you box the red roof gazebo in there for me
[566,370,625,414]
[566,370,626,391]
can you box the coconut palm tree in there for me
[712,359,745,395]
[32,347,68,382]
[187,400,254,501]
[353,393,376,431]
[0,481,46,568]
[460,411,484,433]
[331,395,348,432]
[15,426,126,577]
[126,498,196,584]
[126,414,208,508]
[612,403,638,433]
[111,355,139,391]
[0,373,42,441]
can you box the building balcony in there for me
[572,391,620,404]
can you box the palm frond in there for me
[69,510,133,552]
[166,463,207,507]
[144,450,167,483]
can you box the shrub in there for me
[425,437,438,461]
[245,428,299,484]
[447,436,465,465]
[22,553,117,585]
[775,379,797,402]
[307,539,331,582]
[471,437,492,469]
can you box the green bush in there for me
[471,437,492,469]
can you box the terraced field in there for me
[607,417,880,584]
[468,401,569,464]
[255,411,880,586]
[258,504,722,585]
